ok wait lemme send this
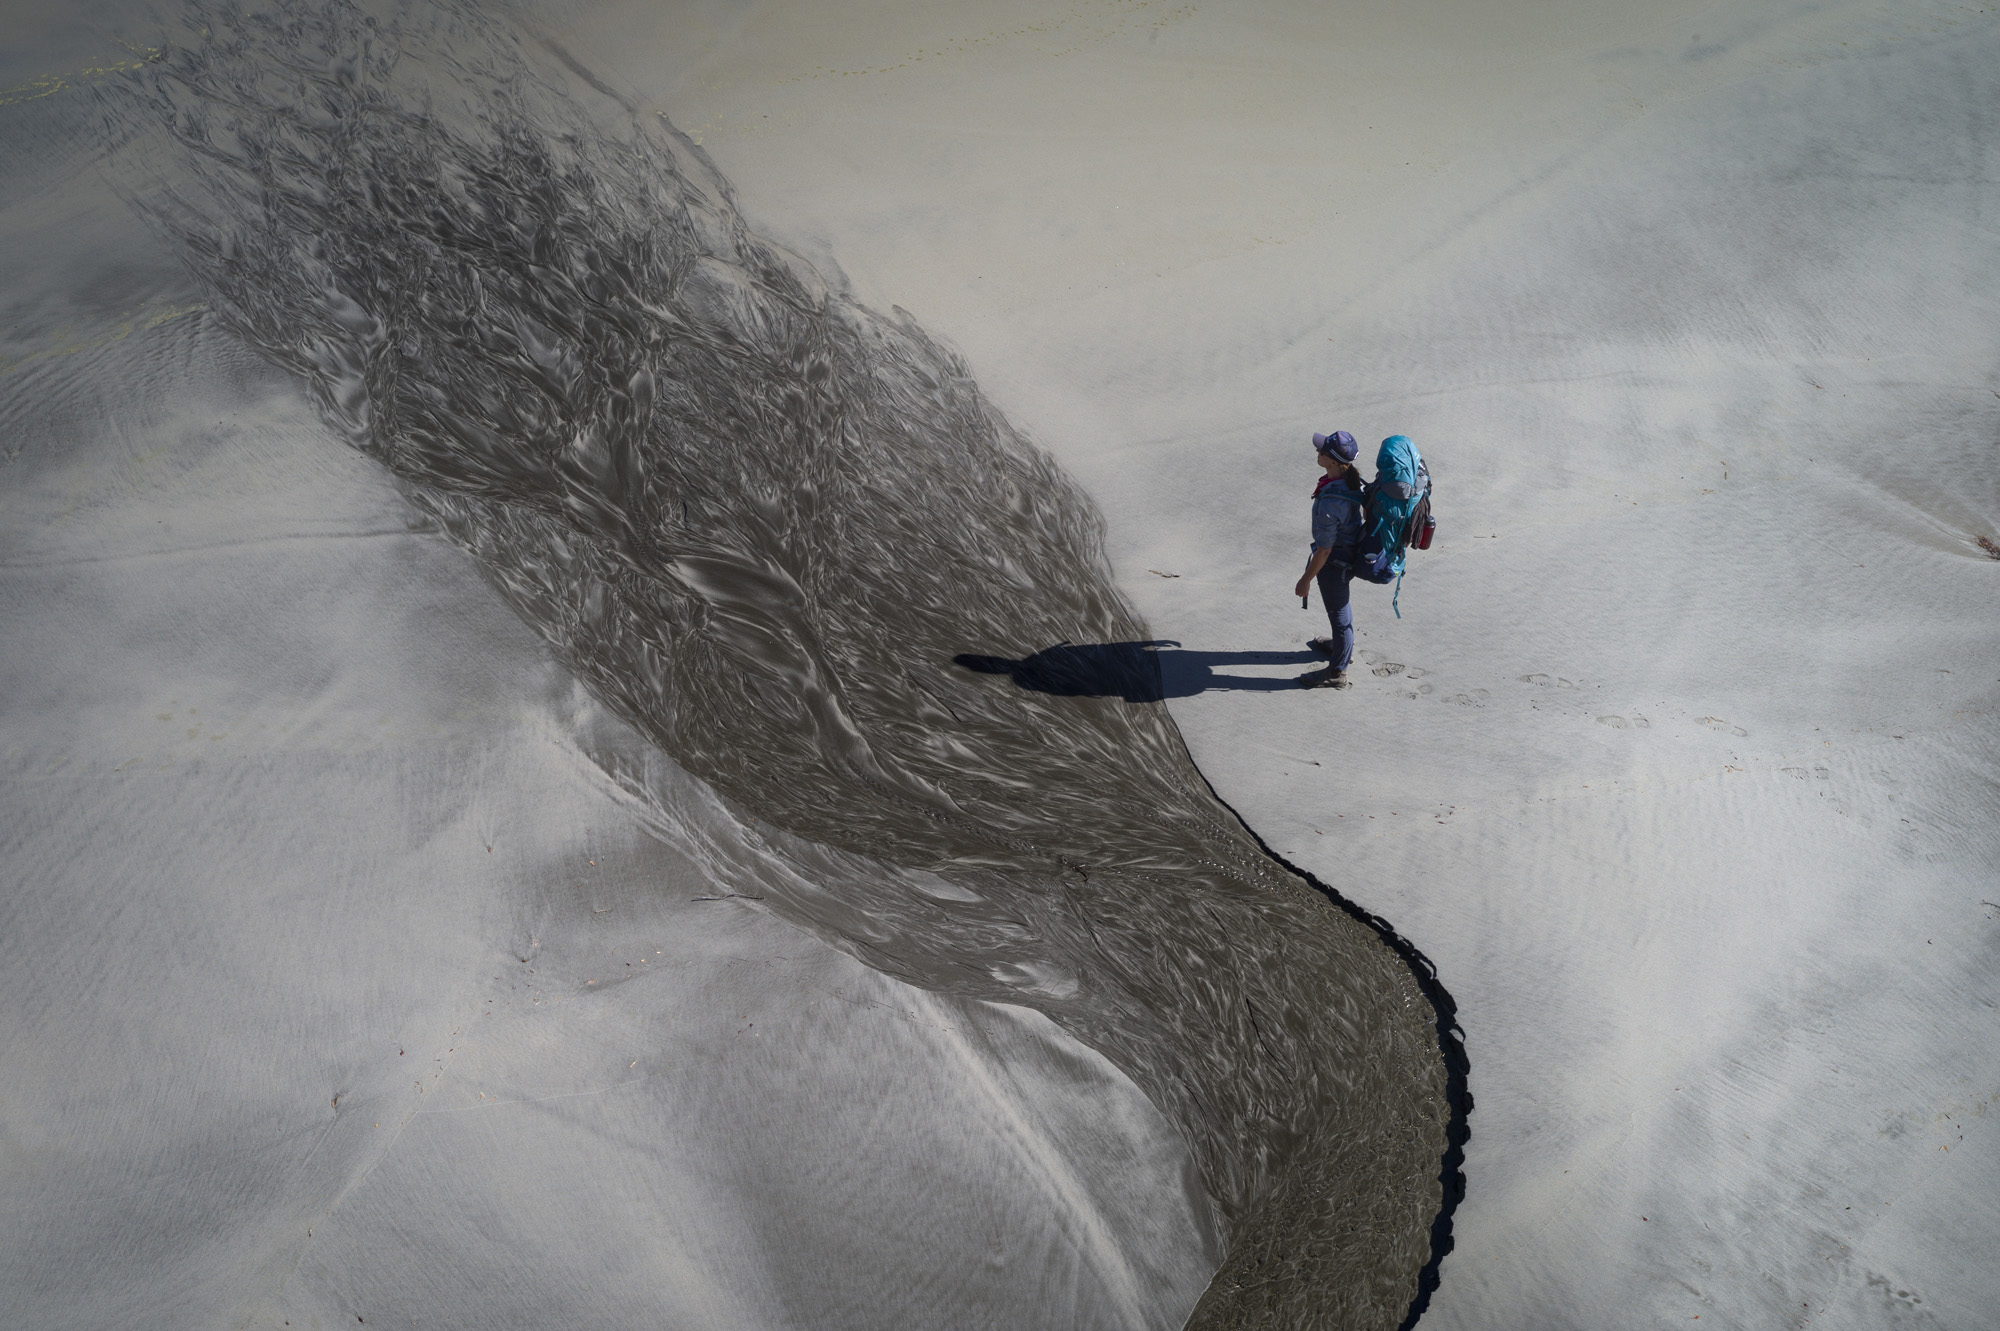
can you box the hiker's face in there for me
[1316,451,1343,475]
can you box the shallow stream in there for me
[111,6,1461,1323]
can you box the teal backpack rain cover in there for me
[1359,434,1431,615]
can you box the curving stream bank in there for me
[108,5,1463,1324]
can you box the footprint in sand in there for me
[1359,651,1433,695]
[1521,673,1579,689]
[1595,714,1650,729]
[1699,716,1749,737]
[1443,689,1490,707]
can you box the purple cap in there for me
[1312,430,1358,462]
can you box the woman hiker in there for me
[1294,429,1367,689]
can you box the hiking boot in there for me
[1301,667,1352,690]
[1308,637,1335,659]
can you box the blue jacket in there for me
[1311,476,1367,557]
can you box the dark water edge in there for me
[101,4,1463,1324]
[1192,775,1472,1331]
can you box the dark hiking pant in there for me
[1315,559,1355,672]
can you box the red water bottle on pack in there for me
[1407,492,1436,551]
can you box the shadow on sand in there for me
[955,641,1319,702]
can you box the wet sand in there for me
[4,2,1455,1327]
[115,7,1452,1319]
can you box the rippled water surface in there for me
[109,5,1459,1323]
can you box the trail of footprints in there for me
[1521,672,1746,735]
[1354,650,1483,705]
[1348,652,1753,739]
[1355,651,1432,700]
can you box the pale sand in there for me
[6,0,1997,1326]
[550,0,2000,1325]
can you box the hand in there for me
[1294,576,1311,600]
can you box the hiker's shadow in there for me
[954,641,1318,702]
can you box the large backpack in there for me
[1357,434,1434,615]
